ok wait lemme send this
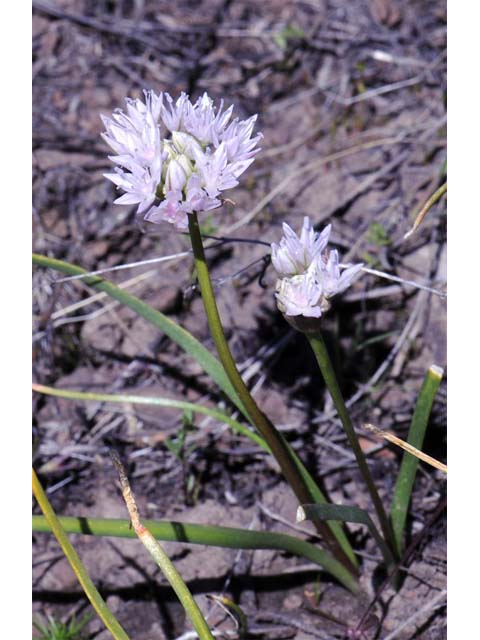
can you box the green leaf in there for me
[207,596,248,638]
[32,384,267,451]
[390,365,444,553]
[33,614,92,640]
[32,515,359,593]
[297,503,395,569]
[273,24,305,50]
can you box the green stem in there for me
[307,332,397,558]
[187,212,357,576]
[137,530,214,639]
[32,469,130,640]
[32,515,359,593]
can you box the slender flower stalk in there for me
[32,469,131,640]
[270,218,396,559]
[307,333,397,557]
[187,212,358,576]
[100,93,358,577]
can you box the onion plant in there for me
[33,89,445,637]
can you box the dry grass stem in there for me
[363,423,447,473]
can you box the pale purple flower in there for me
[192,143,239,199]
[164,157,189,193]
[101,92,162,169]
[160,92,189,132]
[144,191,189,231]
[275,273,323,318]
[182,174,221,214]
[271,218,364,321]
[315,249,364,298]
[182,93,234,146]
[271,217,331,277]
[144,175,221,231]
[102,90,261,229]
[222,115,262,164]
[103,163,161,214]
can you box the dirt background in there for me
[32,1,447,638]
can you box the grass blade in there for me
[32,469,130,640]
[390,365,444,553]
[32,252,246,416]
[32,383,267,450]
[32,514,359,593]
[297,503,395,569]
[110,451,214,640]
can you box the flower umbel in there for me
[102,91,262,229]
[272,217,363,326]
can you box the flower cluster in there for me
[102,91,262,230]
[271,217,363,323]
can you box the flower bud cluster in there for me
[102,91,262,230]
[271,217,363,325]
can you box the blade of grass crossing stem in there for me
[32,515,359,593]
[390,365,444,554]
[110,451,214,640]
[32,384,267,451]
[297,503,395,569]
[207,596,248,638]
[33,253,357,569]
[32,469,130,640]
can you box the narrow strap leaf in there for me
[33,252,358,570]
[32,515,360,593]
[298,503,395,569]
[390,365,444,553]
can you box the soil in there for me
[33,1,446,638]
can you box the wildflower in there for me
[101,92,162,170]
[103,163,161,214]
[316,249,364,299]
[271,217,363,326]
[271,217,331,277]
[102,90,262,229]
[275,272,323,318]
